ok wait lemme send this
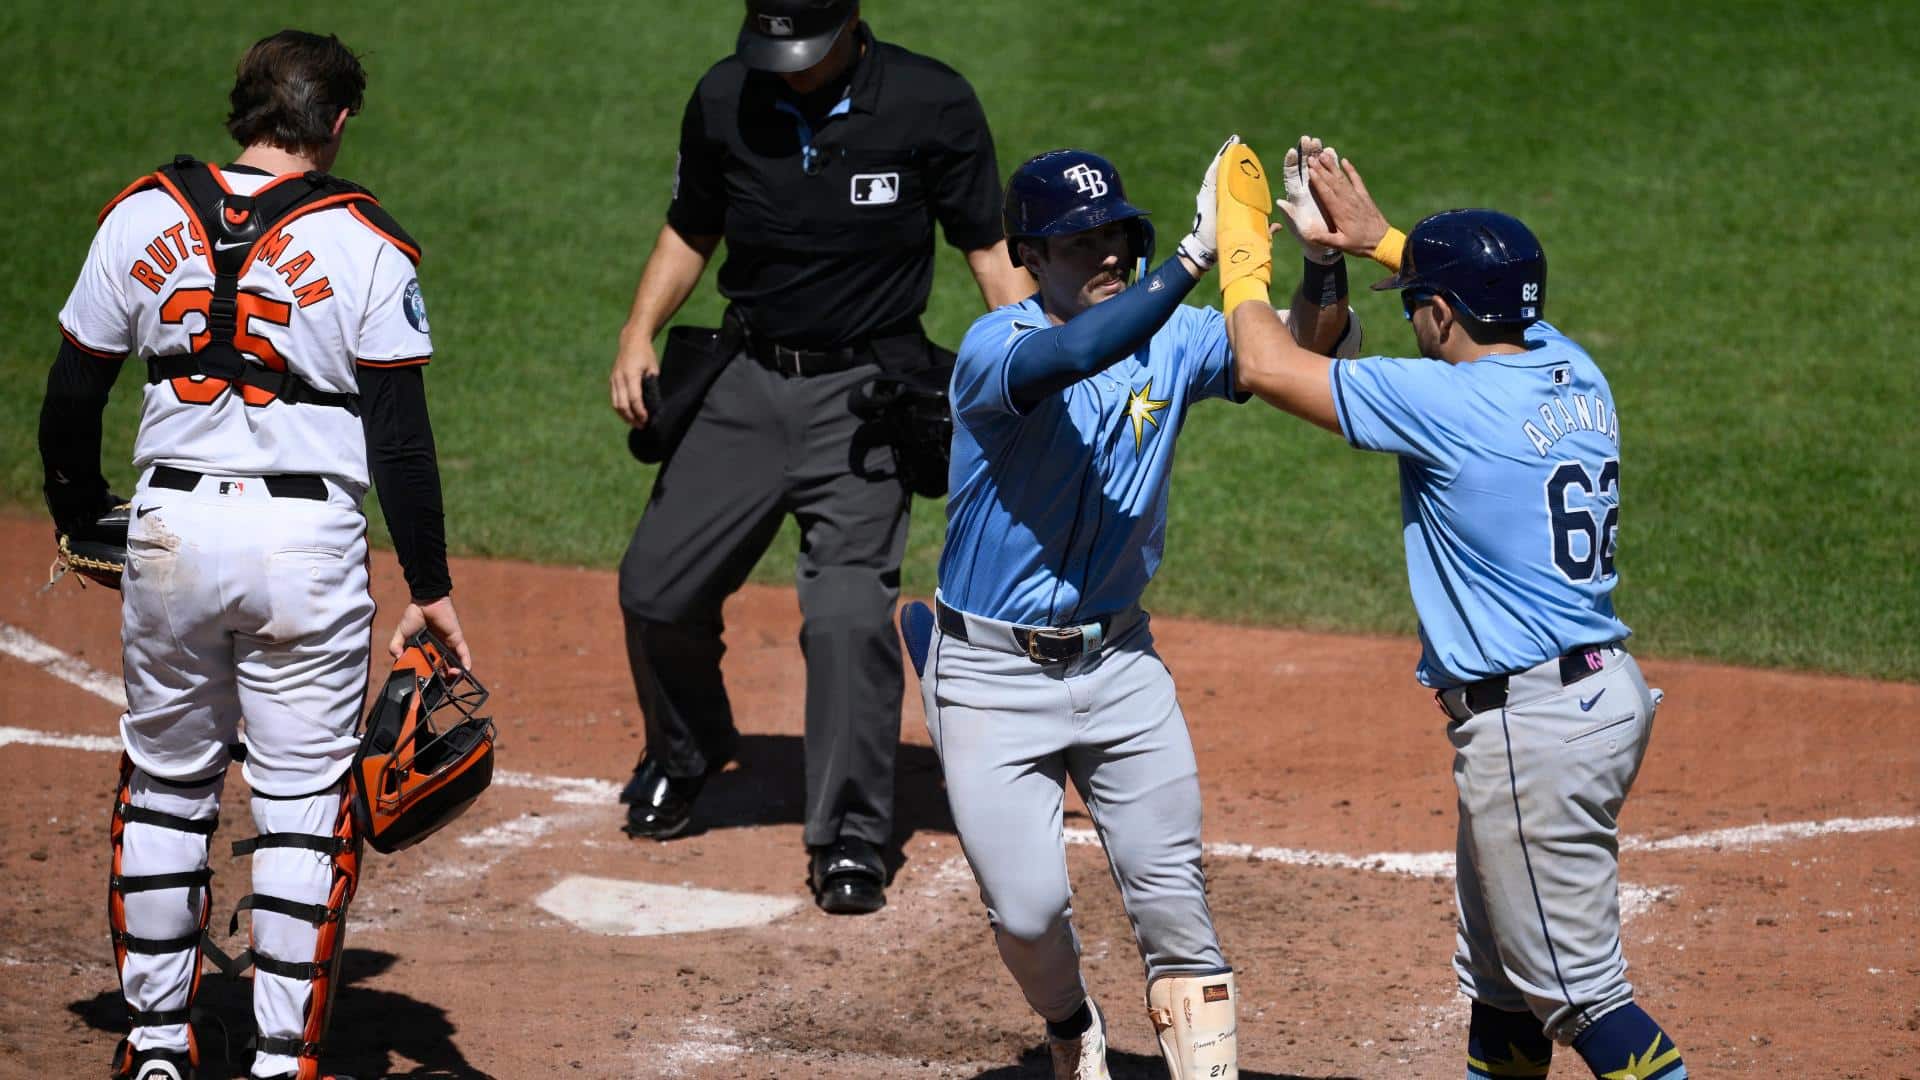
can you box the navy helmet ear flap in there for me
[1127,218,1155,268]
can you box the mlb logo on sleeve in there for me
[850,173,900,206]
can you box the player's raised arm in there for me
[1217,140,1343,431]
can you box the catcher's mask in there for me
[349,629,495,854]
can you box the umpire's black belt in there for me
[737,318,920,378]
[1435,642,1623,722]
[150,465,327,501]
[936,597,1115,665]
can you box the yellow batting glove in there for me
[1217,141,1273,316]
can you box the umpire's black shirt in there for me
[668,23,1003,349]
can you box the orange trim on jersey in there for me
[59,324,126,359]
[244,192,375,270]
[251,171,320,196]
[356,355,432,368]
[96,175,160,225]
[347,203,422,265]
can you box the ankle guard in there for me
[1146,970,1238,1080]
[109,1039,198,1079]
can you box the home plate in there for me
[534,875,803,937]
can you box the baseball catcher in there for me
[45,31,474,1080]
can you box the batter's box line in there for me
[1062,816,1920,878]
[4,620,1917,867]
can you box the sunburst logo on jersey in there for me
[1125,380,1170,451]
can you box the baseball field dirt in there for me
[2,510,1914,1078]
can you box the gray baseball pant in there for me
[919,603,1228,1022]
[1446,644,1662,1043]
[619,350,909,849]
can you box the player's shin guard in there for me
[1466,1001,1551,1079]
[1146,970,1237,1080]
[109,755,222,1078]
[235,784,361,1080]
[1570,1001,1686,1080]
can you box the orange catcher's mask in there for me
[349,629,496,854]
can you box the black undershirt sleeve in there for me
[356,364,452,602]
[39,338,126,531]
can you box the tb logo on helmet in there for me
[1064,163,1109,198]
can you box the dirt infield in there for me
[3,509,1916,1078]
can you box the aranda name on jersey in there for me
[1520,389,1619,457]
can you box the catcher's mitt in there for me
[51,498,131,590]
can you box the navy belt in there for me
[151,465,327,501]
[1435,643,1620,722]
[935,597,1112,665]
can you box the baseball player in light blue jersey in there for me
[898,139,1357,1080]
[1228,140,1687,1080]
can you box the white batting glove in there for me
[1176,134,1237,271]
[1276,135,1341,265]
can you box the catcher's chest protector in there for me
[118,157,387,412]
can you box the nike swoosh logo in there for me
[213,239,248,251]
[1579,688,1606,712]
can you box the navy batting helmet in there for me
[1003,149,1154,268]
[1371,208,1546,324]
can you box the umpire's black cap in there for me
[736,0,855,73]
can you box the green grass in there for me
[4,1,1916,680]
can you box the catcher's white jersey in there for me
[58,167,433,489]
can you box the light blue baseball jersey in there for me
[939,296,1240,625]
[1328,320,1631,688]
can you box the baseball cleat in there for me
[809,837,887,915]
[1047,999,1112,1080]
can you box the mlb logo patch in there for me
[850,173,900,206]
[1552,366,1571,385]
[759,14,793,35]
[217,481,246,496]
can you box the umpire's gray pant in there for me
[618,351,909,849]
[920,605,1228,1022]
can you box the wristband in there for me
[1371,227,1406,271]
[1302,256,1347,308]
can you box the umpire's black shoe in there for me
[809,837,887,915]
[619,755,706,840]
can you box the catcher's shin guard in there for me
[1147,970,1239,1080]
[109,755,221,1074]
[233,784,361,1080]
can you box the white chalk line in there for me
[0,622,127,707]
[6,620,1917,876]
